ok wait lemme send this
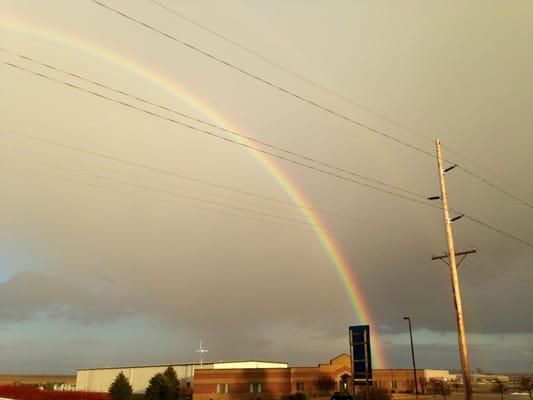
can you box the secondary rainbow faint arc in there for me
[1,18,387,368]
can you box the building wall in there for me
[194,369,291,400]
[76,364,208,393]
[290,354,352,394]
[424,370,455,381]
[193,355,452,400]
[76,362,287,393]
[373,369,426,393]
[194,355,354,400]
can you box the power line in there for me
[148,0,437,144]
[107,0,533,210]
[5,154,528,286]
[458,166,533,209]
[0,136,309,220]
[4,62,531,249]
[0,153,426,247]
[465,262,533,291]
[7,155,528,287]
[0,130,344,219]
[471,259,533,282]
[0,152,338,231]
[1,129,439,243]
[461,214,532,249]
[474,253,533,277]
[3,60,434,209]
[0,47,424,200]
[0,159,327,237]
[89,0,436,159]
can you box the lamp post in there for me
[404,317,419,397]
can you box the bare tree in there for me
[419,378,429,394]
[355,386,391,400]
[490,379,509,400]
[518,376,533,400]
[428,379,452,400]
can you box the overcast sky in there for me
[0,0,532,375]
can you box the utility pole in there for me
[403,316,419,398]
[434,138,473,400]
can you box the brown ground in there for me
[0,375,76,386]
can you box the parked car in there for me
[331,392,353,400]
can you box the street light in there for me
[404,316,419,397]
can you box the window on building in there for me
[216,384,229,394]
[296,382,304,392]
[249,383,262,394]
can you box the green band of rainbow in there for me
[1,18,386,368]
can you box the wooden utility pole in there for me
[435,139,473,400]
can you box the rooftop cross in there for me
[196,341,208,366]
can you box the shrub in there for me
[287,393,307,400]
[314,376,335,394]
[427,379,452,400]
[355,386,391,400]
[490,379,509,400]
[519,376,533,400]
[109,372,133,400]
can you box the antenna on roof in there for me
[196,341,208,366]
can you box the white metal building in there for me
[76,360,287,393]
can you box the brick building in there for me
[76,360,287,393]
[193,354,452,400]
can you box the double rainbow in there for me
[1,17,386,368]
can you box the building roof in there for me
[77,360,287,371]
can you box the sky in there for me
[0,0,532,375]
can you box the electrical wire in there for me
[148,0,437,144]
[458,166,532,209]
[0,152,339,231]
[0,160,327,237]
[3,60,434,209]
[465,262,532,290]
[475,253,533,277]
[7,151,527,284]
[0,137,316,220]
[1,130,440,243]
[4,61,531,249]
[89,0,436,159]
[0,153,428,248]
[4,156,529,315]
[0,47,425,200]
[461,214,532,249]
[110,0,533,210]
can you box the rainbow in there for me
[0,17,387,367]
